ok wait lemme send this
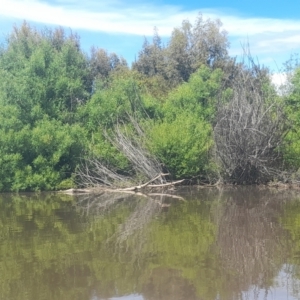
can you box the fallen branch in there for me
[60,176,185,195]
[120,173,169,191]
[117,178,185,192]
[148,179,185,188]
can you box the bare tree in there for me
[77,117,168,188]
[214,53,287,184]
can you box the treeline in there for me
[0,16,299,191]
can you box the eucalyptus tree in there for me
[133,14,229,87]
[132,28,165,78]
[89,46,128,82]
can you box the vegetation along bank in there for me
[1,15,300,192]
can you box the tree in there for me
[164,21,193,84]
[190,14,228,69]
[147,66,222,180]
[133,14,229,87]
[0,23,89,191]
[132,28,165,77]
[89,46,128,82]
[282,66,300,169]
[0,22,90,124]
[214,55,286,184]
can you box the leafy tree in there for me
[0,23,92,190]
[89,46,128,83]
[133,14,229,87]
[190,14,228,69]
[146,66,223,179]
[148,113,212,179]
[132,28,165,78]
[80,70,149,129]
[0,22,90,124]
[164,21,193,84]
[0,117,86,191]
[283,67,300,169]
[163,66,224,121]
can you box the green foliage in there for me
[163,66,223,121]
[84,131,131,172]
[89,46,128,80]
[0,23,90,191]
[81,71,146,129]
[0,117,86,191]
[133,14,229,86]
[0,22,89,124]
[146,66,222,179]
[78,70,165,177]
[283,68,300,168]
[149,113,213,178]
[0,19,294,190]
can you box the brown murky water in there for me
[1,187,300,300]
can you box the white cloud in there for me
[3,1,300,37]
[271,72,287,87]
[0,0,199,36]
[219,16,300,36]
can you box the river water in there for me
[1,186,300,300]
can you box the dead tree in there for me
[77,117,175,189]
[214,54,286,184]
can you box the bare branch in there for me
[76,116,177,189]
[214,51,287,184]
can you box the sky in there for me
[0,0,300,85]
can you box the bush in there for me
[148,113,213,179]
[0,117,86,191]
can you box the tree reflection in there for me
[214,187,292,300]
[0,188,299,300]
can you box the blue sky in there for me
[1,0,300,84]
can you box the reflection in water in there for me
[214,187,291,299]
[241,265,298,300]
[0,188,300,299]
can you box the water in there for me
[1,187,300,300]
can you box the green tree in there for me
[0,23,91,191]
[133,14,229,87]
[283,67,300,169]
[132,28,165,77]
[89,46,128,81]
[0,117,86,191]
[0,22,90,124]
[146,66,223,179]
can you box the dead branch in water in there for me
[120,173,169,191]
[65,173,185,195]
[119,174,184,191]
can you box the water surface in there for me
[1,187,300,300]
